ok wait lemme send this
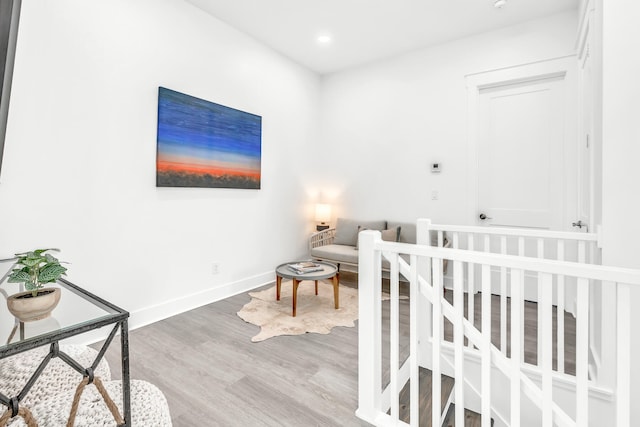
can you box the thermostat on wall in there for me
[431,162,441,173]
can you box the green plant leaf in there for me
[38,264,67,283]
[44,253,59,263]
[21,256,44,268]
[7,270,31,283]
[25,282,41,291]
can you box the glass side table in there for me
[0,260,131,426]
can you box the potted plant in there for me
[6,248,67,322]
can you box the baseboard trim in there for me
[75,271,275,346]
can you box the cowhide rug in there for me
[237,282,359,342]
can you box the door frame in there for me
[465,55,578,229]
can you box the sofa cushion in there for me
[310,243,409,273]
[334,218,386,246]
[387,221,416,244]
[311,244,359,265]
[382,226,401,242]
[356,225,401,249]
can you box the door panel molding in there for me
[466,55,578,229]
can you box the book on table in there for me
[288,262,323,274]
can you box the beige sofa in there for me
[309,218,417,272]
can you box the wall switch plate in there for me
[431,190,439,200]
[212,263,220,275]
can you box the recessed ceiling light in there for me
[494,0,507,8]
[316,34,332,45]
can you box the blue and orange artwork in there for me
[156,87,262,189]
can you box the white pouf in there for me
[8,379,172,427]
[0,344,111,409]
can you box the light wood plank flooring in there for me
[396,368,456,426]
[442,290,577,375]
[97,275,371,426]
[95,272,576,426]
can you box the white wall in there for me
[316,11,577,225]
[600,0,640,422]
[0,0,320,328]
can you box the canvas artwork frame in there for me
[156,87,262,189]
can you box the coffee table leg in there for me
[292,278,300,317]
[332,274,339,309]
[315,280,318,295]
[276,275,282,301]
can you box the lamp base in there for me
[316,224,329,231]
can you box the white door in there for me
[468,58,578,301]
[477,76,567,230]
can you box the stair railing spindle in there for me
[454,259,465,425]
[511,268,524,427]
[576,277,589,427]
[389,252,400,422]
[617,282,631,427]
[557,240,566,374]
[468,234,475,347]
[500,236,507,355]
[541,272,553,426]
[481,263,492,427]
[518,237,525,363]
[537,238,544,365]
[432,258,443,427]
[409,255,419,427]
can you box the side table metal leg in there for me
[332,275,339,309]
[120,320,131,426]
[315,280,318,295]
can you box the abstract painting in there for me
[156,87,262,189]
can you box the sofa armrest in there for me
[310,228,336,250]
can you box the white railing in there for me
[356,226,638,427]
[427,220,600,377]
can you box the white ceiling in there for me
[185,0,579,75]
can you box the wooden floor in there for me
[443,404,492,427]
[442,290,577,375]
[97,274,370,427]
[95,271,576,426]
[396,367,456,426]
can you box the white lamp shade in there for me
[315,203,331,223]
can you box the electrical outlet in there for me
[212,263,220,275]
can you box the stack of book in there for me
[288,262,323,274]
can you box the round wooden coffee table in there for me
[275,261,339,317]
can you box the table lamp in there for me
[315,203,331,231]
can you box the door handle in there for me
[479,213,492,220]
[572,220,589,232]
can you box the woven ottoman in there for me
[8,379,172,427]
[0,344,111,409]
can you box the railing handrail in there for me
[426,222,599,242]
[358,227,633,427]
[392,254,578,427]
[376,240,640,285]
